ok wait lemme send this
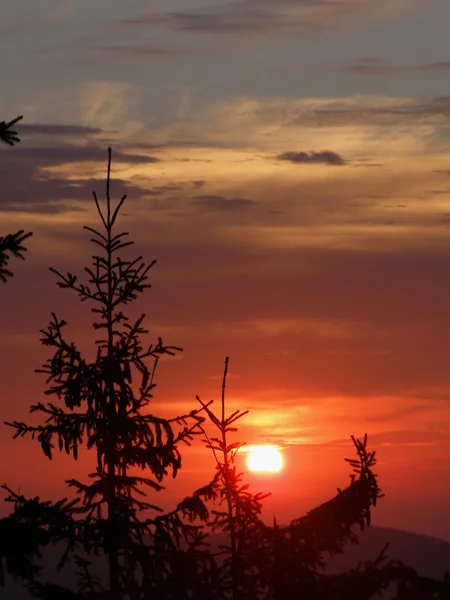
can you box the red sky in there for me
[1,177,450,539]
[2,0,450,542]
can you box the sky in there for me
[2,0,450,541]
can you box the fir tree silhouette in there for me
[198,359,450,599]
[197,356,269,600]
[3,148,216,599]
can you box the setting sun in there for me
[247,445,283,473]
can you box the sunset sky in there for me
[2,0,450,541]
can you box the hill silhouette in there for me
[3,525,450,599]
[326,525,450,580]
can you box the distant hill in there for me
[326,525,450,580]
[3,525,450,599]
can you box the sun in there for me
[247,445,283,473]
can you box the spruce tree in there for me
[3,148,215,599]
[198,359,450,600]
[197,357,269,600]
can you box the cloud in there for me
[191,180,206,189]
[12,145,160,165]
[288,95,450,128]
[346,57,450,76]
[0,199,82,215]
[116,0,409,38]
[20,123,103,137]
[0,133,160,215]
[162,94,449,167]
[11,102,448,251]
[148,185,181,194]
[276,150,346,165]
[194,195,256,211]
[0,171,148,215]
[84,43,182,58]
[237,93,449,131]
[117,2,295,35]
[128,93,450,161]
[121,8,277,35]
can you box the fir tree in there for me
[3,147,216,599]
[198,359,450,600]
[197,356,269,600]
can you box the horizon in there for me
[2,0,450,545]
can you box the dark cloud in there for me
[195,195,256,211]
[191,180,206,189]
[116,0,374,37]
[151,185,181,193]
[20,123,103,137]
[276,150,346,165]
[0,137,233,216]
[119,8,285,35]
[145,185,182,197]
[0,140,155,215]
[133,140,229,151]
[0,138,161,214]
[0,172,149,214]
[0,200,83,215]
[353,163,384,168]
[346,57,450,76]
[178,157,213,163]
[9,145,159,165]
[90,43,181,57]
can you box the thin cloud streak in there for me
[346,58,450,76]
[116,0,411,38]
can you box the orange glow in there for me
[247,445,283,473]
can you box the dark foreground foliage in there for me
[0,115,23,146]
[0,114,32,282]
[1,149,449,600]
[0,229,33,283]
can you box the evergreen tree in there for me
[197,356,268,600]
[198,359,450,600]
[3,147,216,599]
